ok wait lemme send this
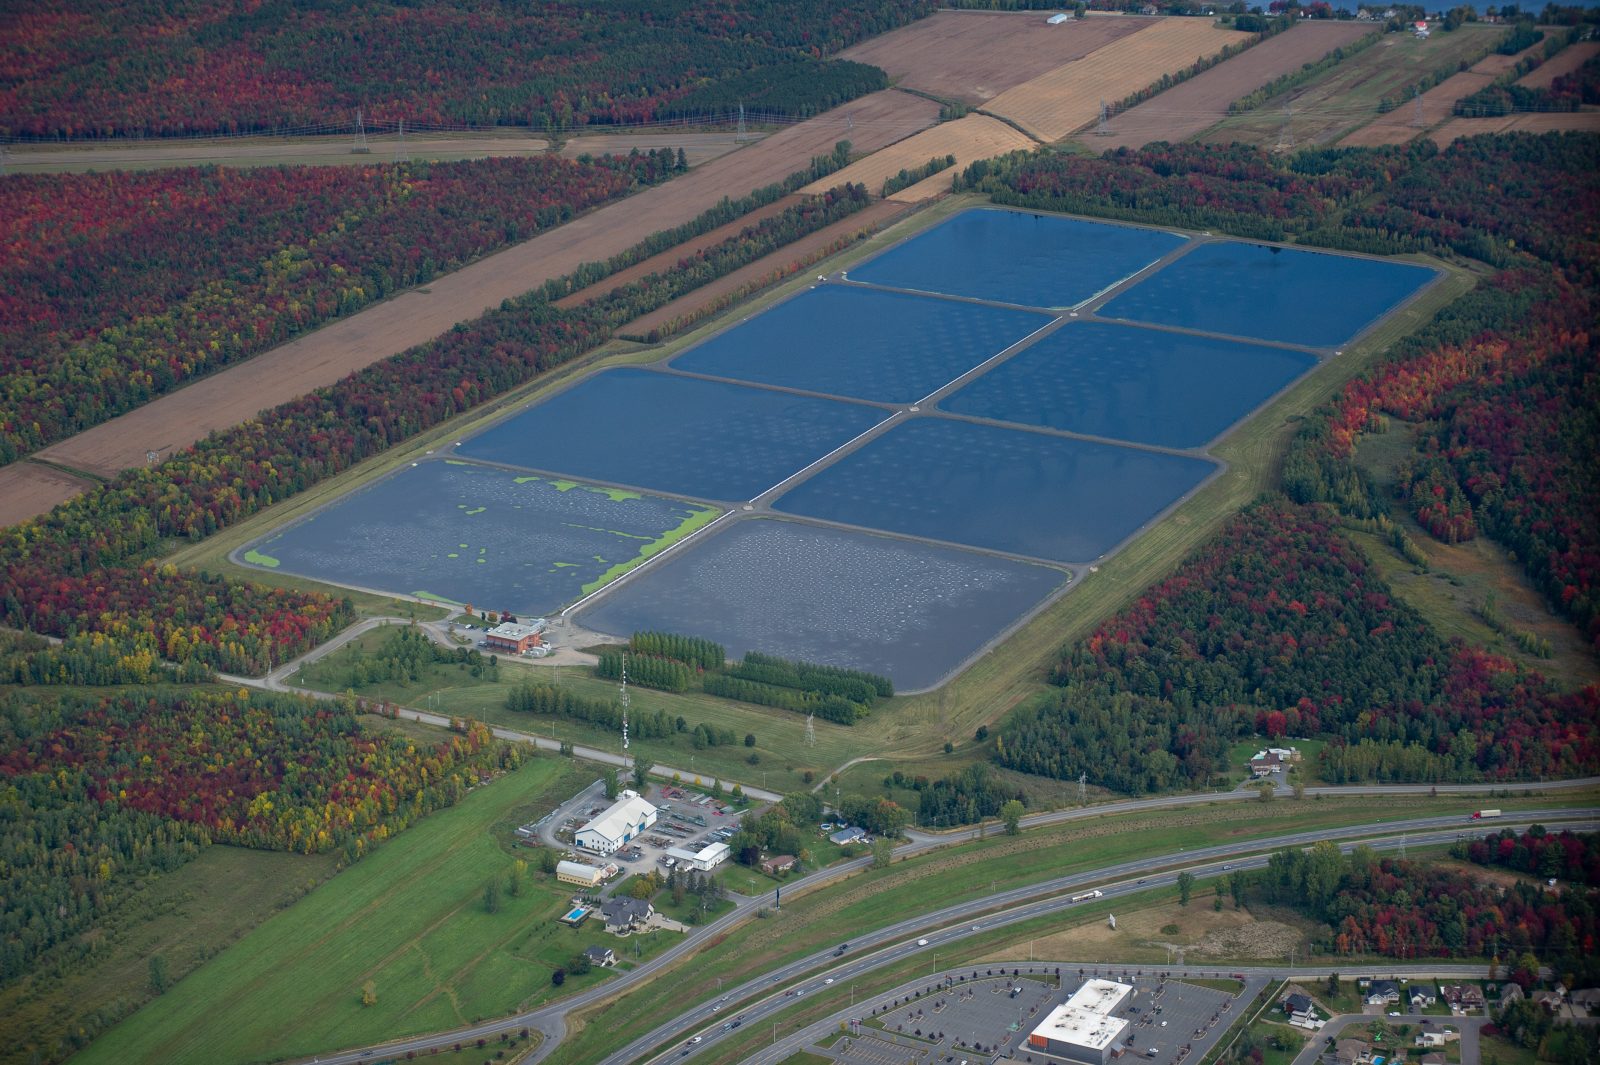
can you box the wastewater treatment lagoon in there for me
[240,207,1438,688]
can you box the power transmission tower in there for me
[396,117,408,163]
[1275,105,1294,153]
[352,108,371,154]
[736,102,747,143]
[619,653,630,752]
[804,713,816,747]
[1096,98,1109,136]
[1411,90,1426,129]
[1077,772,1087,806]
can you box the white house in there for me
[665,841,730,872]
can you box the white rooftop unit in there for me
[1028,979,1135,1065]
[575,790,658,855]
[1048,12,1072,22]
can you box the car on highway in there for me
[1222,864,1232,870]
[918,938,929,946]
[686,1036,702,1045]
[1137,878,1147,884]
[825,977,835,984]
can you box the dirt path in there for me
[1082,21,1376,151]
[21,91,938,510]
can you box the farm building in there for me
[1248,746,1299,777]
[484,619,546,654]
[1026,978,1134,1065]
[555,859,606,887]
[665,841,731,872]
[576,790,658,855]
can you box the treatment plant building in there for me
[1027,978,1135,1064]
[575,790,658,856]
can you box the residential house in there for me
[1569,988,1600,1013]
[760,854,797,875]
[1284,992,1315,1018]
[1366,980,1402,1006]
[1440,984,1487,1012]
[1409,986,1437,1010]
[1531,989,1564,1012]
[1499,983,1525,1004]
[600,896,654,934]
[584,945,616,967]
[1335,1039,1373,1065]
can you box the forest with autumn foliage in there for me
[0,0,932,138]
[0,152,682,463]
[1242,834,1598,980]
[982,133,1598,792]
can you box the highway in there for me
[288,809,1597,1065]
[615,817,1597,1065]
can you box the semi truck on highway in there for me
[1070,889,1104,902]
[1470,809,1502,819]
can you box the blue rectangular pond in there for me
[668,284,1054,404]
[848,208,1188,308]
[575,518,1068,692]
[771,417,1217,563]
[238,460,717,615]
[939,321,1318,449]
[1099,240,1438,348]
[453,368,886,502]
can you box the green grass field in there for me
[1201,24,1502,145]
[74,757,669,1065]
[0,845,341,1065]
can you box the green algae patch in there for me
[580,504,720,595]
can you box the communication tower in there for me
[619,653,630,751]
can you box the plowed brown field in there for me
[1431,109,1600,143]
[798,114,1035,201]
[1082,21,1375,150]
[839,10,1145,105]
[1515,40,1600,89]
[26,90,940,508]
[984,18,1250,142]
[0,463,98,529]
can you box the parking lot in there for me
[808,968,1257,1065]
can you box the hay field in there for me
[1083,20,1375,151]
[0,463,98,528]
[799,114,1035,201]
[984,18,1250,141]
[838,10,1144,105]
[1339,30,1547,147]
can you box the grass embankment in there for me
[1201,25,1502,146]
[545,791,1590,1064]
[76,758,655,1065]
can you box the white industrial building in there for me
[665,841,731,872]
[1027,978,1135,1064]
[555,860,606,887]
[575,790,657,855]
